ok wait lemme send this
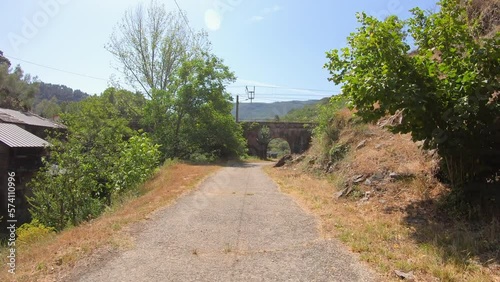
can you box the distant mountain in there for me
[232,100,320,121]
[36,82,90,104]
[33,82,90,118]
[282,97,331,122]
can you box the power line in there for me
[5,55,108,82]
[172,0,196,39]
[227,85,338,93]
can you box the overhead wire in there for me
[172,0,197,39]
[5,57,335,101]
[5,55,108,82]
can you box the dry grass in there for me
[265,124,499,281]
[0,162,220,282]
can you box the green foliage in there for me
[29,136,108,230]
[29,91,160,231]
[0,64,39,111]
[34,97,62,118]
[112,133,161,193]
[16,219,55,244]
[144,53,246,160]
[101,87,146,130]
[267,138,291,158]
[256,125,272,159]
[324,0,500,189]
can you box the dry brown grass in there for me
[265,123,499,281]
[0,162,220,282]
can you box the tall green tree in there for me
[145,53,246,160]
[0,64,39,111]
[324,0,499,190]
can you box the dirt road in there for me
[72,163,375,281]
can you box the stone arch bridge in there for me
[241,121,316,159]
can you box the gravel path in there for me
[72,163,375,282]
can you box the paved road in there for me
[73,163,375,282]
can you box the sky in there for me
[0,0,438,103]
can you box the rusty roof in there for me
[0,124,51,148]
[0,108,66,129]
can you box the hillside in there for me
[33,82,90,118]
[232,100,320,121]
[36,82,89,104]
[267,110,499,281]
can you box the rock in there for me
[389,172,400,179]
[325,161,333,173]
[375,144,383,150]
[364,178,372,186]
[274,154,293,168]
[352,174,366,183]
[336,186,353,199]
[371,172,385,181]
[389,172,415,181]
[293,155,306,163]
[358,191,372,205]
[356,139,367,150]
[394,270,415,281]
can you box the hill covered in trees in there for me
[33,82,90,118]
[232,100,321,121]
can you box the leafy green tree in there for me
[0,64,39,111]
[257,125,272,159]
[29,137,104,230]
[34,97,62,118]
[101,87,146,130]
[145,53,246,160]
[324,0,499,190]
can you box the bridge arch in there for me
[241,122,315,159]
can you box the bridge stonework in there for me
[241,122,316,159]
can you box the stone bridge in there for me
[241,121,316,159]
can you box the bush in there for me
[17,220,55,244]
[113,133,161,194]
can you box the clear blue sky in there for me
[0,0,438,103]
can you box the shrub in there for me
[17,220,55,244]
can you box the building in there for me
[0,108,65,236]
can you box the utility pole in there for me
[245,86,255,103]
[235,95,239,123]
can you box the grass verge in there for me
[0,162,220,282]
[264,165,499,281]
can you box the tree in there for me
[257,126,272,159]
[324,0,499,191]
[101,87,146,130]
[144,53,246,160]
[0,64,39,111]
[29,94,160,230]
[107,0,209,97]
[34,97,62,118]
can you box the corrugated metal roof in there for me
[0,108,66,129]
[0,124,51,148]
